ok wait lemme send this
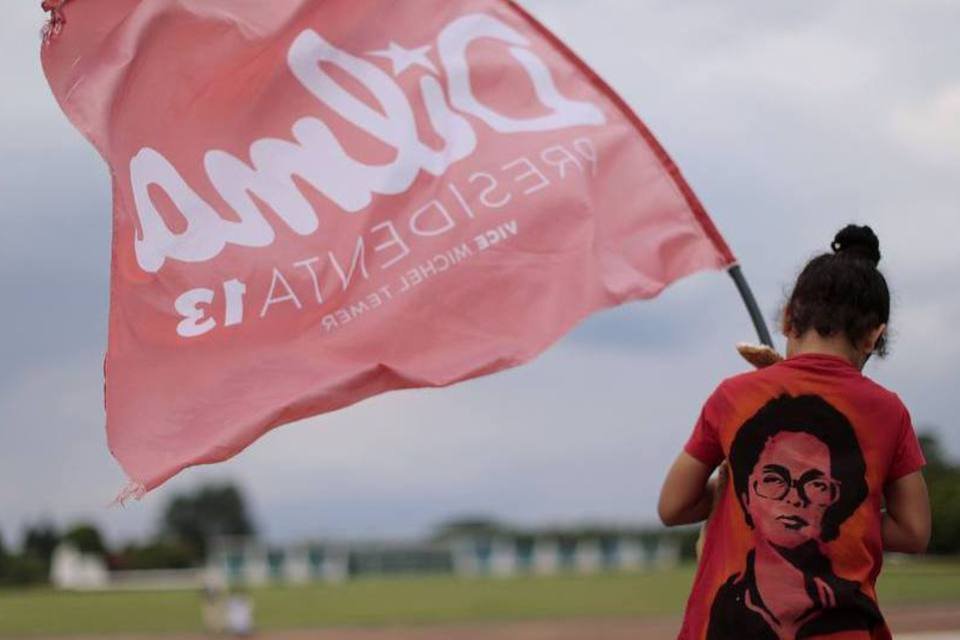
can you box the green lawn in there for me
[1,561,958,637]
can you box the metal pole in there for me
[727,265,774,348]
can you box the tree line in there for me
[0,483,255,586]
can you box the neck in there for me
[785,331,864,369]
[753,540,815,632]
[755,539,803,572]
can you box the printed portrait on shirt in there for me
[707,394,883,640]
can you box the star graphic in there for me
[368,42,438,76]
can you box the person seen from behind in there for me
[658,225,931,640]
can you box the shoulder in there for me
[713,570,748,601]
[696,368,782,426]
[858,372,902,402]
[708,571,749,625]
[719,366,768,388]
[708,366,779,406]
[718,358,799,390]
[858,374,910,415]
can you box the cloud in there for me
[889,85,960,163]
[684,29,879,111]
[0,3,81,150]
[0,355,132,542]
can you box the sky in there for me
[0,1,958,548]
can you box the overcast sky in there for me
[0,1,958,547]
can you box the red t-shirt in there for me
[680,353,925,640]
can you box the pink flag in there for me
[42,0,735,495]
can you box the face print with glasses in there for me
[754,464,841,507]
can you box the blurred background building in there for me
[205,522,683,587]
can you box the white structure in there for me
[575,540,603,574]
[284,547,312,585]
[450,538,483,576]
[653,538,681,570]
[490,538,518,577]
[533,539,560,575]
[50,544,109,591]
[617,538,647,570]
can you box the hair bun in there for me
[831,224,881,266]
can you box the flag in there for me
[42,0,736,495]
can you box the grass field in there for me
[0,561,958,637]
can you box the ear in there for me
[780,312,793,337]
[862,323,887,355]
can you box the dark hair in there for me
[783,224,890,356]
[729,394,868,542]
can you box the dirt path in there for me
[18,605,960,640]
[889,606,960,636]
[258,607,960,640]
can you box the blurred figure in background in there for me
[201,577,227,635]
[226,589,254,637]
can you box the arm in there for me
[658,452,718,527]
[696,463,728,558]
[882,470,931,554]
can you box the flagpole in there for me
[727,265,774,348]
